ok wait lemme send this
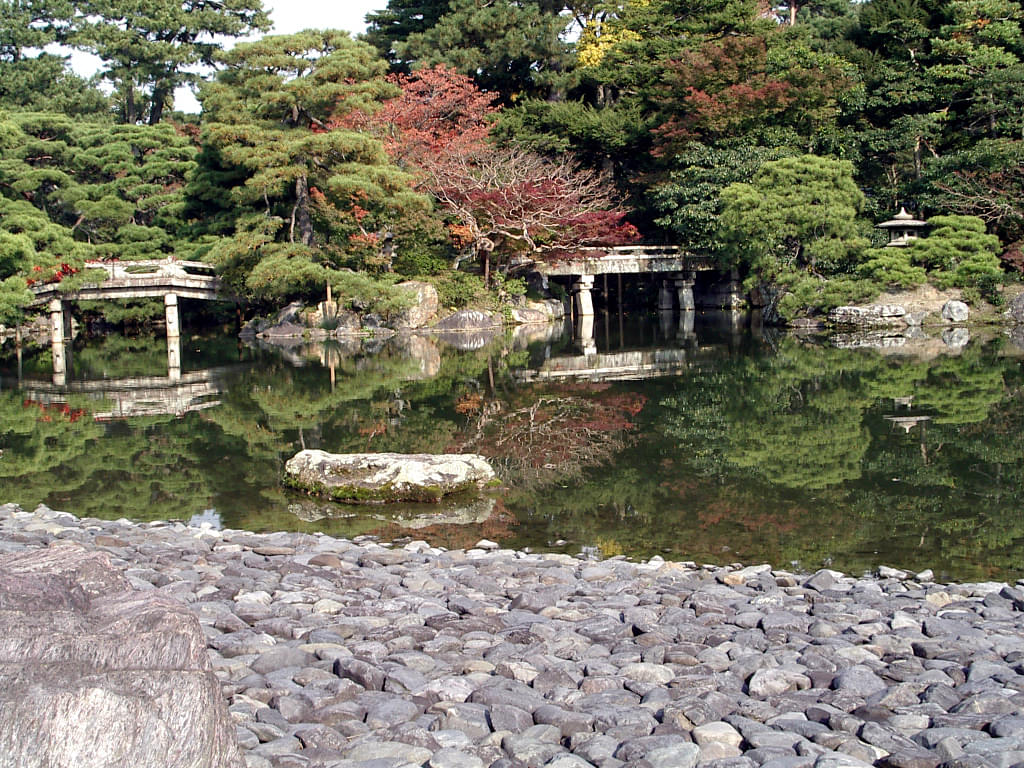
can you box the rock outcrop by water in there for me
[1004,293,1024,325]
[3,503,1024,768]
[392,282,440,330]
[284,450,496,503]
[0,542,242,768]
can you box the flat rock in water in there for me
[284,449,496,503]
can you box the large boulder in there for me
[432,309,503,333]
[391,281,440,330]
[1004,292,1024,324]
[941,300,970,323]
[257,320,306,339]
[828,305,907,326]
[0,545,242,768]
[284,449,496,503]
[520,299,566,322]
[431,309,504,351]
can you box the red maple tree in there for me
[343,65,640,282]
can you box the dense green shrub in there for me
[431,271,488,309]
[778,272,879,320]
[857,248,928,289]
[909,215,1002,289]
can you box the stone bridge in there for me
[535,246,735,316]
[29,259,225,383]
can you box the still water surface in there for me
[2,313,1022,581]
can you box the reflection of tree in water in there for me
[453,383,646,490]
[663,341,875,491]
[0,390,103,484]
[654,336,1024,579]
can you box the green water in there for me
[2,315,1023,582]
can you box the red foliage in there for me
[655,37,793,150]
[653,34,855,154]
[1002,241,1024,273]
[425,145,640,265]
[23,400,86,423]
[337,64,497,170]
[337,65,639,271]
[26,262,77,288]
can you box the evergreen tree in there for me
[719,154,871,319]
[908,214,1003,288]
[396,0,572,103]
[67,0,270,124]
[362,0,449,73]
[196,31,428,304]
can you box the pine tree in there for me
[67,0,270,124]
[197,31,429,304]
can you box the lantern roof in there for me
[877,207,928,229]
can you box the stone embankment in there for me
[2,503,1024,768]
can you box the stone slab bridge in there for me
[535,245,727,316]
[29,259,224,384]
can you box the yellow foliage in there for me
[575,21,641,69]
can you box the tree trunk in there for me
[789,3,798,25]
[148,86,169,125]
[295,174,313,246]
[124,84,136,125]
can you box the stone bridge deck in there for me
[29,259,222,304]
[538,245,712,277]
[537,246,720,317]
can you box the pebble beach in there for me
[3,502,1024,768]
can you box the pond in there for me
[2,311,1023,582]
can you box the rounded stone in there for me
[428,748,486,768]
[693,722,744,748]
[619,663,676,685]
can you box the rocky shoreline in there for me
[2,503,1024,768]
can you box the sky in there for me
[66,0,388,113]
[264,0,384,36]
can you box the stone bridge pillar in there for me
[658,279,675,311]
[573,275,595,317]
[165,294,181,381]
[49,299,72,385]
[575,313,597,356]
[676,271,696,313]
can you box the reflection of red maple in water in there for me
[451,386,647,489]
[23,400,86,423]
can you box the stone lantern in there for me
[877,207,928,247]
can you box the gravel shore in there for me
[3,503,1024,768]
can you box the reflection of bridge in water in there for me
[14,367,235,420]
[515,309,747,383]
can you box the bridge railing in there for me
[28,258,222,304]
[602,245,683,257]
[81,259,217,280]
